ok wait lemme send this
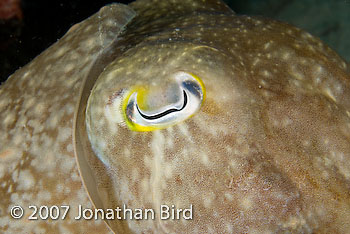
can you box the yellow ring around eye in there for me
[123,73,206,132]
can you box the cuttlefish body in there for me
[1,0,350,233]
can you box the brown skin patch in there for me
[0,149,13,159]
[201,98,223,116]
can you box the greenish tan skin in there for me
[1,0,350,233]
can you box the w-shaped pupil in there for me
[136,90,188,120]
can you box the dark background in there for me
[1,0,349,83]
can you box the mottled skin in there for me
[0,3,135,233]
[1,0,350,234]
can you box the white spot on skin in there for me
[252,58,260,66]
[203,192,215,208]
[282,52,290,60]
[177,123,192,140]
[47,114,60,129]
[164,164,173,178]
[264,42,271,50]
[201,152,209,165]
[37,190,52,202]
[10,193,19,203]
[54,46,68,59]
[240,196,253,210]
[314,65,323,74]
[322,171,329,179]
[59,157,75,174]
[3,112,15,126]
[290,68,304,81]
[23,97,36,110]
[226,223,234,233]
[346,111,350,118]
[282,117,292,127]
[341,61,347,69]
[66,143,73,152]
[17,170,35,190]
[33,101,46,114]
[324,88,336,102]
[282,216,306,229]
[224,192,233,201]
[262,70,271,77]
[57,127,71,143]
[56,183,64,193]
[302,140,310,147]
[64,63,75,74]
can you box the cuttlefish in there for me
[1,0,350,233]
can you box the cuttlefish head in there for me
[85,42,244,168]
[80,41,257,232]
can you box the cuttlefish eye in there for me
[123,72,205,131]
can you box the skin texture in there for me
[0,3,135,233]
[1,0,350,233]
